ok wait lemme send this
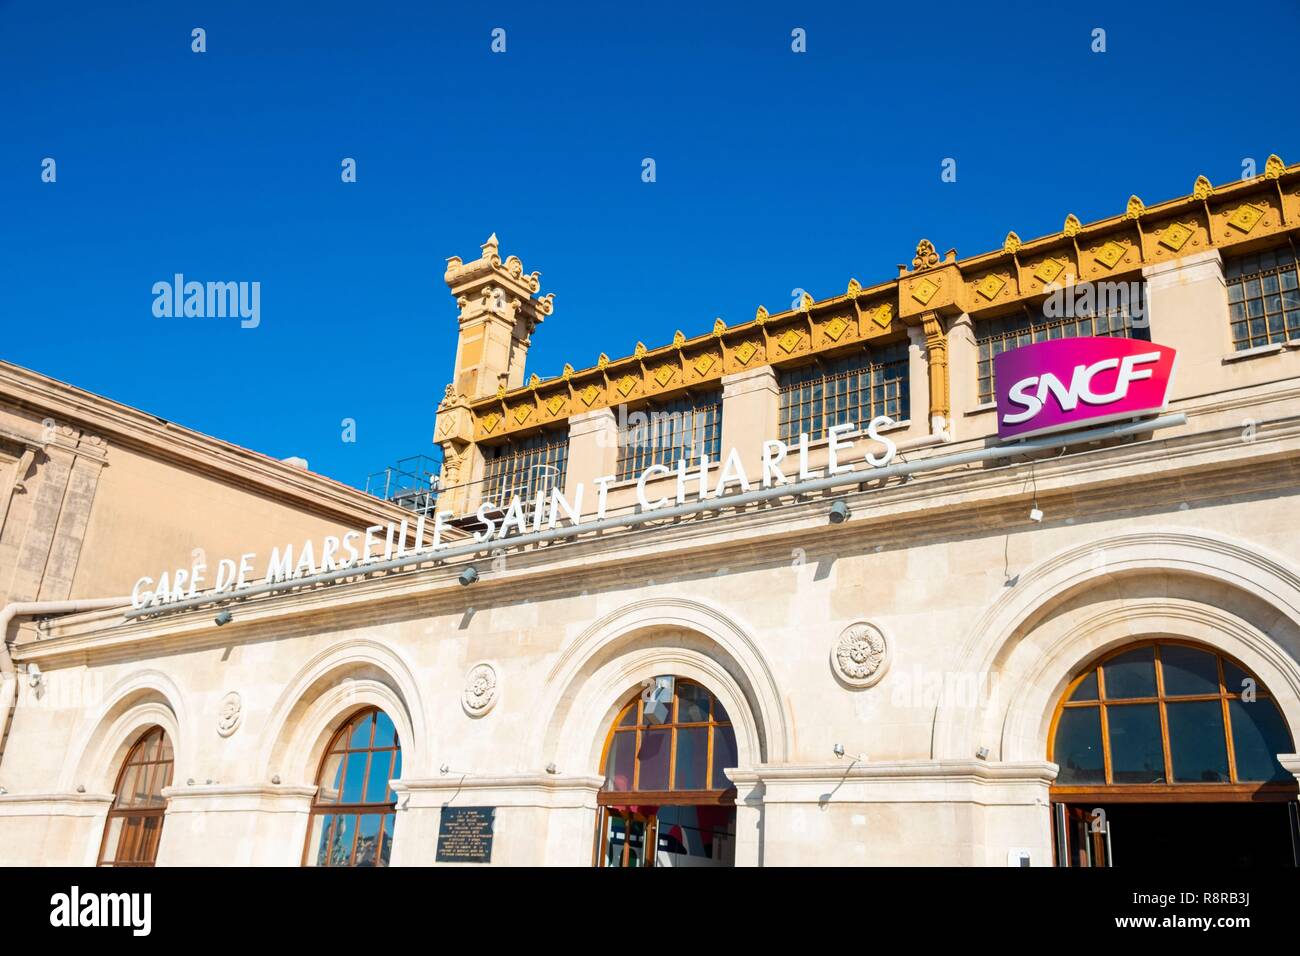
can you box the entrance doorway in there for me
[1055,801,1300,867]
[1049,641,1299,866]
[594,678,739,868]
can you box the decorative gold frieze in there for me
[1003,231,1022,255]
[653,365,675,387]
[597,353,610,370]
[867,302,893,329]
[712,318,726,336]
[734,340,758,365]
[672,330,685,346]
[1063,214,1082,238]
[1193,175,1213,200]
[616,374,637,397]
[912,239,940,271]
[511,404,532,425]
[693,353,716,376]
[634,341,647,359]
[562,363,574,380]
[579,384,600,406]
[1094,240,1127,270]
[777,329,802,353]
[975,274,1006,301]
[846,277,862,297]
[483,411,501,433]
[755,305,769,324]
[1227,203,1265,234]
[1264,154,1285,180]
[1125,195,1145,220]
[824,315,849,341]
[1159,222,1194,252]
[911,276,940,305]
[545,394,566,417]
[1033,258,1065,284]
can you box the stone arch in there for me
[62,669,187,794]
[535,597,787,776]
[933,528,1300,764]
[256,639,425,786]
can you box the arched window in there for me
[303,707,401,867]
[98,726,173,867]
[596,679,739,867]
[1050,641,1296,794]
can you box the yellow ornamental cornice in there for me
[467,155,1300,440]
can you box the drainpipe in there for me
[0,598,131,775]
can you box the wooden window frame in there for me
[1048,640,1298,804]
[301,707,401,867]
[97,726,173,867]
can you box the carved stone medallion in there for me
[831,622,890,688]
[462,662,499,717]
[217,691,242,737]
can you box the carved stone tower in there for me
[433,234,555,513]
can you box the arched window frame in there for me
[301,706,401,867]
[1048,640,1298,802]
[97,725,173,867]
[597,678,738,806]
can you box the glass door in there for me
[599,809,656,867]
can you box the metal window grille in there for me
[616,391,722,480]
[1226,244,1300,351]
[481,429,569,508]
[975,286,1150,404]
[777,343,910,443]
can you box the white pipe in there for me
[0,597,131,776]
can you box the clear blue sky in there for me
[3,0,1296,489]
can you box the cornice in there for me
[466,159,1300,441]
[0,360,415,530]
[17,390,1300,668]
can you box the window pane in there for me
[327,814,356,866]
[1103,647,1157,699]
[318,752,344,803]
[1053,707,1105,784]
[1230,698,1293,782]
[365,749,394,804]
[604,732,635,791]
[676,683,710,723]
[388,749,402,801]
[372,711,396,748]
[710,725,738,790]
[100,816,124,864]
[308,814,331,866]
[1107,703,1165,783]
[617,704,637,727]
[637,728,671,791]
[1068,671,1098,701]
[347,713,374,749]
[354,814,383,866]
[673,727,709,790]
[1222,659,1254,698]
[1167,700,1230,782]
[1159,646,1221,697]
[340,753,367,803]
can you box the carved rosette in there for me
[217,691,242,737]
[461,662,499,717]
[830,622,890,688]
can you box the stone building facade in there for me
[2,157,1300,866]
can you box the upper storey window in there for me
[481,429,569,507]
[1226,244,1300,351]
[975,284,1149,404]
[778,343,910,443]
[616,390,722,481]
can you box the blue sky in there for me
[2,0,1296,489]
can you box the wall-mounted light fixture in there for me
[829,500,851,524]
[214,609,233,626]
[458,566,479,586]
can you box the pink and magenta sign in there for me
[994,336,1176,440]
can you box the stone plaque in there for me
[436,806,496,864]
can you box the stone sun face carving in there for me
[831,622,889,688]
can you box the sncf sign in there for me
[994,336,1176,440]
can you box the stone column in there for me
[720,366,778,471]
[1142,249,1228,401]
[945,313,978,430]
[921,312,950,433]
[565,409,619,518]
[727,771,765,867]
